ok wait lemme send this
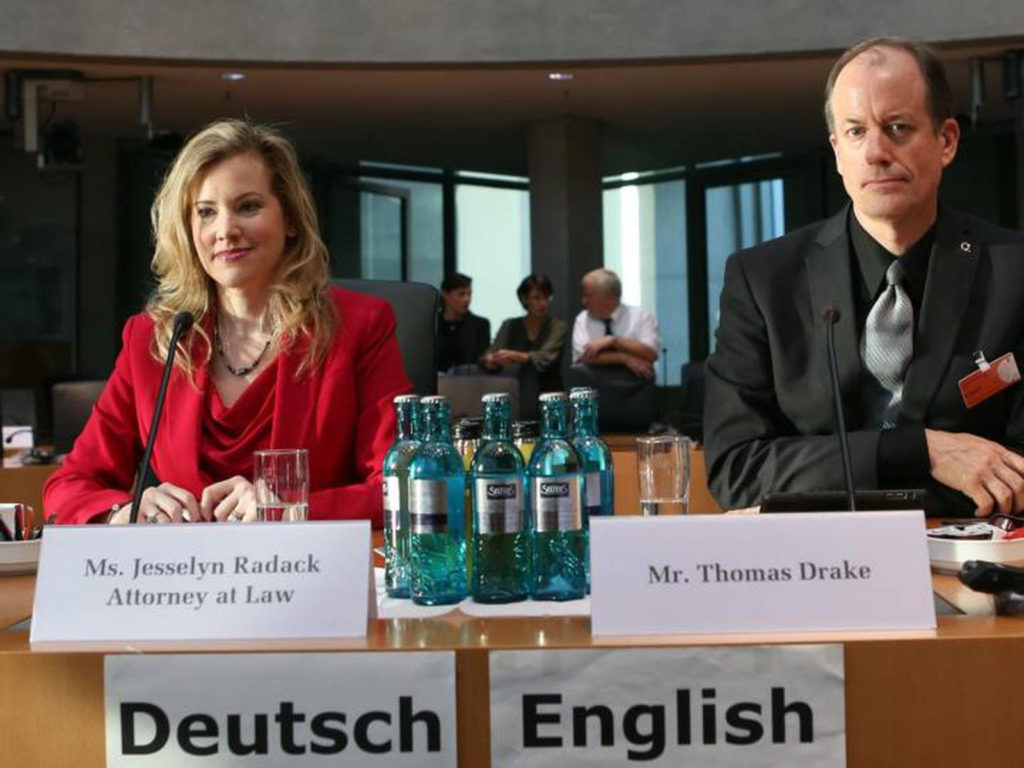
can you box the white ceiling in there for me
[2,40,1021,175]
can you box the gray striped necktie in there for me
[861,260,913,428]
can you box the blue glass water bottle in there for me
[470,392,529,603]
[527,392,586,600]
[570,386,614,590]
[381,395,421,598]
[408,395,468,605]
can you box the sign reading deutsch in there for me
[105,652,457,767]
[490,646,845,767]
[591,512,934,636]
[31,521,371,650]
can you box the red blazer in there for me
[44,287,411,526]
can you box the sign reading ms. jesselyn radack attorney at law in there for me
[31,521,372,650]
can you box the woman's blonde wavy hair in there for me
[147,119,335,378]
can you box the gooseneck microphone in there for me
[823,307,856,511]
[129,311,194,524]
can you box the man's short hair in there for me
[441,272,472,292]
[582,268,622,300]
[823,36,954,133]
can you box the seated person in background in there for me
[43,119,410,526]
[482,273,569,414]
[438,272,490,372]
[704,37,1024,517]
[572,268,661,380]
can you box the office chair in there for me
[51,380,107,454]
[335,278,439,395]
[566,364,658,433]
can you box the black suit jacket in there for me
[704,205,1024,511]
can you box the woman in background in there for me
[44,119,409,525]
[482,273,568,416]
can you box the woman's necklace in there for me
[215,324,272,377]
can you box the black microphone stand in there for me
[129,312,193,524]
[824,308,856,511]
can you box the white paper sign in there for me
[105,652,457,767]
[31,521,371,650]
[490,646,845,767]
[2,425,34,448]
[591,512,934,636]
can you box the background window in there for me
[455,184,531,335]
[603,179,687,385]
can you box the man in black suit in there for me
[704,36,1024,516]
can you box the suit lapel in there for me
[805,207,861,420]
[901,210,980,421]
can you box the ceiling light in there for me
[547,72,574,82]
[220,72,246,82]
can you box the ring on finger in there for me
[228,511,243,523]
[181,510,193,523]
[144,510,161,524]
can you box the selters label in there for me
[532,476,582,532]
[383,476,402,530]
[475,478,524,534]
[410,479,448,534]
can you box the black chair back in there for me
[335,279,439,395]
[566,364,658,433]
[52,380,106,454]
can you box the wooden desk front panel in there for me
[3,616,1023,767]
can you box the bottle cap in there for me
[538,391,567,402]
[569,387,597,400]
[482,392,510,403]
[393,394,420,404]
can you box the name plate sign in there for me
[31,520,371,650]
[490,646,845,767]
[590,511,934,636]
[105,651,457,767]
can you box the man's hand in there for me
[580,336,614,362]
[201,476,259,523]
[622,354,655,380]
[925,429,1024,517]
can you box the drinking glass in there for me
[636,436,690,516]
[253,449,309,522]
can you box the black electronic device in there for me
[761,488,933,514]
[958,559,1024,595]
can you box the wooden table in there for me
[0,440,724,522]
[2,568,1022,767]
[0,463,58,519]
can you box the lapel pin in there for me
[960,241,973,254]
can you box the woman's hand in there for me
[201,476,258,523]
[112,482,201,524]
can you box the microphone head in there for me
[173,311,195,334]
[822,306,841,324]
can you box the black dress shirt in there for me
[848,212,933,488]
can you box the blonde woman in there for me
[44,119,410,525]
